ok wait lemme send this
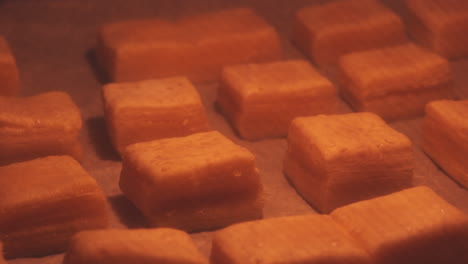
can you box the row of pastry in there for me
[1,183,467,263]
[0,87,462,189]
[1,0,467,96]
[94,0,467,83]
[1,58,466,191]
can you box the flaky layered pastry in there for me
[284,112,413,213]
[97,8,282,82]
[218,60,338,140]
[120,131,263,232]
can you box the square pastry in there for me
[64,228,208,264]
[338,44,454,120]
[103,77,210,155]
[97,8,281,83]
[211,214,372,264]
[0,91,83,165]
[0,36,20,96]
[423,100,468,188]
[120,131,263,232]
[331,186,468,264]
[293,0,407,66]
[404,0,468,58]
[284,112,413,213]
[218,60,338,140]
[0,156,108,259]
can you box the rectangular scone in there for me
[293,0,407,66]
[64,228,208,264]
[211,214,372,264]
[120,131,263,232]
[0,156,108,259]
[0,91,83,165]
[404,0,468,59]
[338,44,454,120]
[331,186,468,264]
[217,60,338,140]
[284,112,413,213]
[423,100,468,188]
[103,77,210,155]
[97,8,282,83]
[0,36,20,96]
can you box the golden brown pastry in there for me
[0,156,108,259]
[64,228,208,264]
[293,0,407,66]
[404,0,468,59]
[217,60,338,140]
[0,91,83,165]
[102,77,210,155]
[120,131,263,232]
[338,43,454,120]
[97,8,282,83]
[284,112,413,213]
[423,100,468,188]
[331,186,468,264]
[211,214,372,264]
